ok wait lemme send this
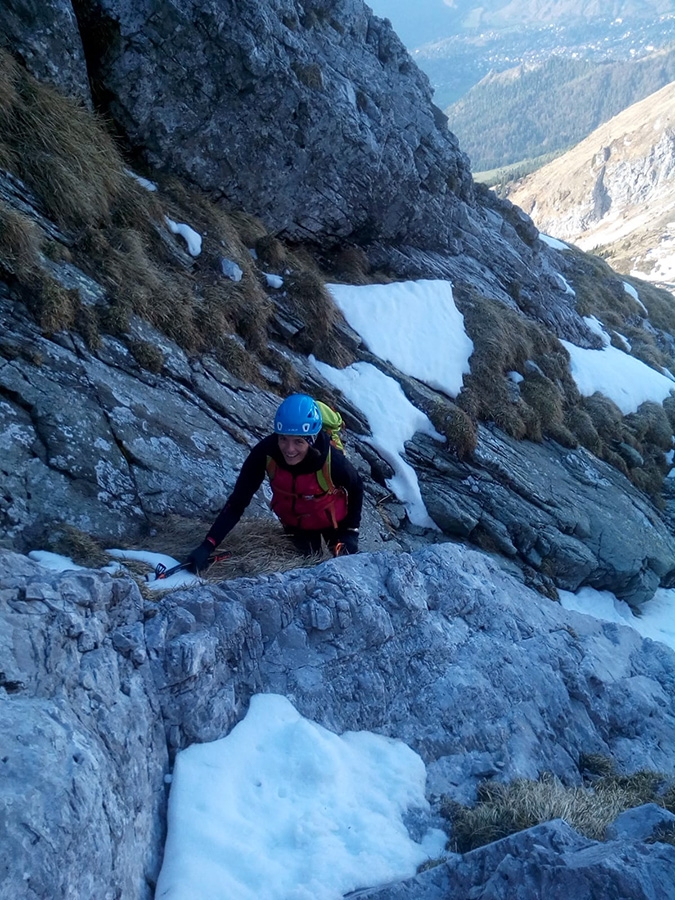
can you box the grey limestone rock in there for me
[352,820,675,900]
[3,542,675,897]
[605,802,675,842]
[68,0,474,250]
[411,427,675,608]
[0,0,92,104]
[0,553,167,900]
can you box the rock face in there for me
[0,552,167,900]
[2,543,675,898]
[0,0,91,103]
[411,428,675,607]
[507,82,675,288]
[1,4,675,898]
[0,1,673,610]
[70,0,472,250]
[356,819,675,900]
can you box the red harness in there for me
[265,450,348,529]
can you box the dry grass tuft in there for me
[263,346,302,394]
[33,523,110,569]
[582,393,625,442]
[455,290,576,443]
[0,202,43,275]
[139,515,323,581]
[75,305,101,350]
[206,519,324,580]
[622,277,675,336]
[227,210,269,247]
[428,400,477,459]
[0,50,20,114]
[214,335,265,385]
[662,395,675,431]
[255,234,287,269]
[285,269,338,350]
[624,401,673,451]
[0,50,127,227]
[128,339,164,373]
[20,272,80,333]
[331,246,371,283]
[566,251,639,321]
[564,406,602,454]
[443,768,675,852]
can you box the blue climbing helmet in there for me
[274,394,322,437]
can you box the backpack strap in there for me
[315,447,335,494]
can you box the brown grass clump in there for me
[0,202,43,276]
[428,400,477,459]
[76,224,201,348]
[227,210,269,247]
[214,335,265,385]
[624,401,673,451]
[564,406,602,455]
[20,272,80,334]
[128,339,164,373]
[255,234,287,269]
[622,328,671,371]
[662,395,675,431]
[565,250,642,322]
[138,515,323,582]
[520,373,565,432]
[331,246,371,284]
[623,277,675,335]
[75,305,101,350]
[582,393,625,442]
[0,50,127,228]
[206,519,324,580]
[442,768,675,852]
[33,523,110,569]
[285,269,338,350]
[199,278,273,354]
[455,290,574,442]
[263,346,302,394]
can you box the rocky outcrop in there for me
[507,82,675,287]
[0,0,608,345]
[410,428,675,607]
[67,0,472,250]
[355,819,675,900]
[0,0,91,104]
[1,5,674,898]
[2,542,675,897]
[0,552,167,900]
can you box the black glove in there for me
[335,530,359,556]
[186,540,213,574]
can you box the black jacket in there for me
[207,430,363,546]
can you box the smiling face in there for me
[278,434,311,466]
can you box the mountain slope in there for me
[507,81,675,288]
[445,47,675,171]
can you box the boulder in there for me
[0,0,91,104]
[605,802,675,842]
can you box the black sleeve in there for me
[331,449,363,531]
[206,439,270,546]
